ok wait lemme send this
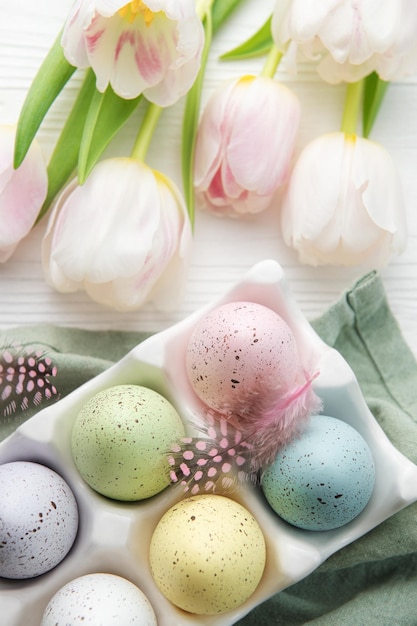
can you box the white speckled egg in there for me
[40,573,157,625]
[185,301,300,413]
[149,494,266,615]
[71,384,185,501]
[261,415,376,530]
[0,461,78,579]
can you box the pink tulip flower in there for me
[194,75,301,217]
[281,132,407,267]
[272,0,417,83]
[62,0,205,104]
[0,125,47,263]
[42,158,192,311]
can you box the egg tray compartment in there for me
[1,259,417,626]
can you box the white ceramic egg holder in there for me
[1,259,417,626]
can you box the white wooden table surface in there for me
[1,0,416,358]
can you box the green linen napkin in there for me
[1,271,416,624]
[240,271,417,626]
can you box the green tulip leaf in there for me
[36,70,97,223]
[220,15,273,61]
[78,87,142,184]
[211,0,246,33]
[363,72,389,137]
[14,30,76,169]
[182,9,213,228]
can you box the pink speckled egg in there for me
[185,301,300,415]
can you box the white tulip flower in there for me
[281,132,407,267]
[194,75,301,217]
[272,0,417,83]
[42,158,192,310]
[62,0,205,104]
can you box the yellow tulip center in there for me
[238,75,256,85]
[119,1,155,26]
[345,132,357,143]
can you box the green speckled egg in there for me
[149,494,266,615]
[71,384,185,501]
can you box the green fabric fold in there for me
[240,271,417,625]
[1,271,416,624]
[0,326,152,438]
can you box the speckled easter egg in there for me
[185,301,300,413]
[0,461,79,579]
[71,384,185,501]
[41,573,157,625]
[261,415,375,530]
[149,494,266,615]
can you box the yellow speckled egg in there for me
[149,494,266,615]
[71,384,185,501]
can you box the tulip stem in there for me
[341,80,364,136]
[260,44,283,78]
[196,0,215,19]
[131,102,163,162]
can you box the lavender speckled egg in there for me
[0,461,79,579]
[41,573,157,625]
[71,384,185,501]
[261,415,375,531]
[149,494,266,615]
[185,301,300,413]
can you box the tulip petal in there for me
[271,0,295,51]
[354,138,407,249]
[81,14,163,97]
[282,133,344,245]
[313,0,397,65]
[61,1,97,68]
[122,172,191,309]
[0,126,47,262]
[286,0,340,42]
[95,0,130,15]
[48,160,162,284]
[194,78,237,189]
[144,41,203,106]
[226,77,300,195]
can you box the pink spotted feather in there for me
[0,345,59,419]
[168,413,256,496]
[168,369,322,495]
[218,369,322,468]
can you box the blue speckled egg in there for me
[261,415,375,531]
